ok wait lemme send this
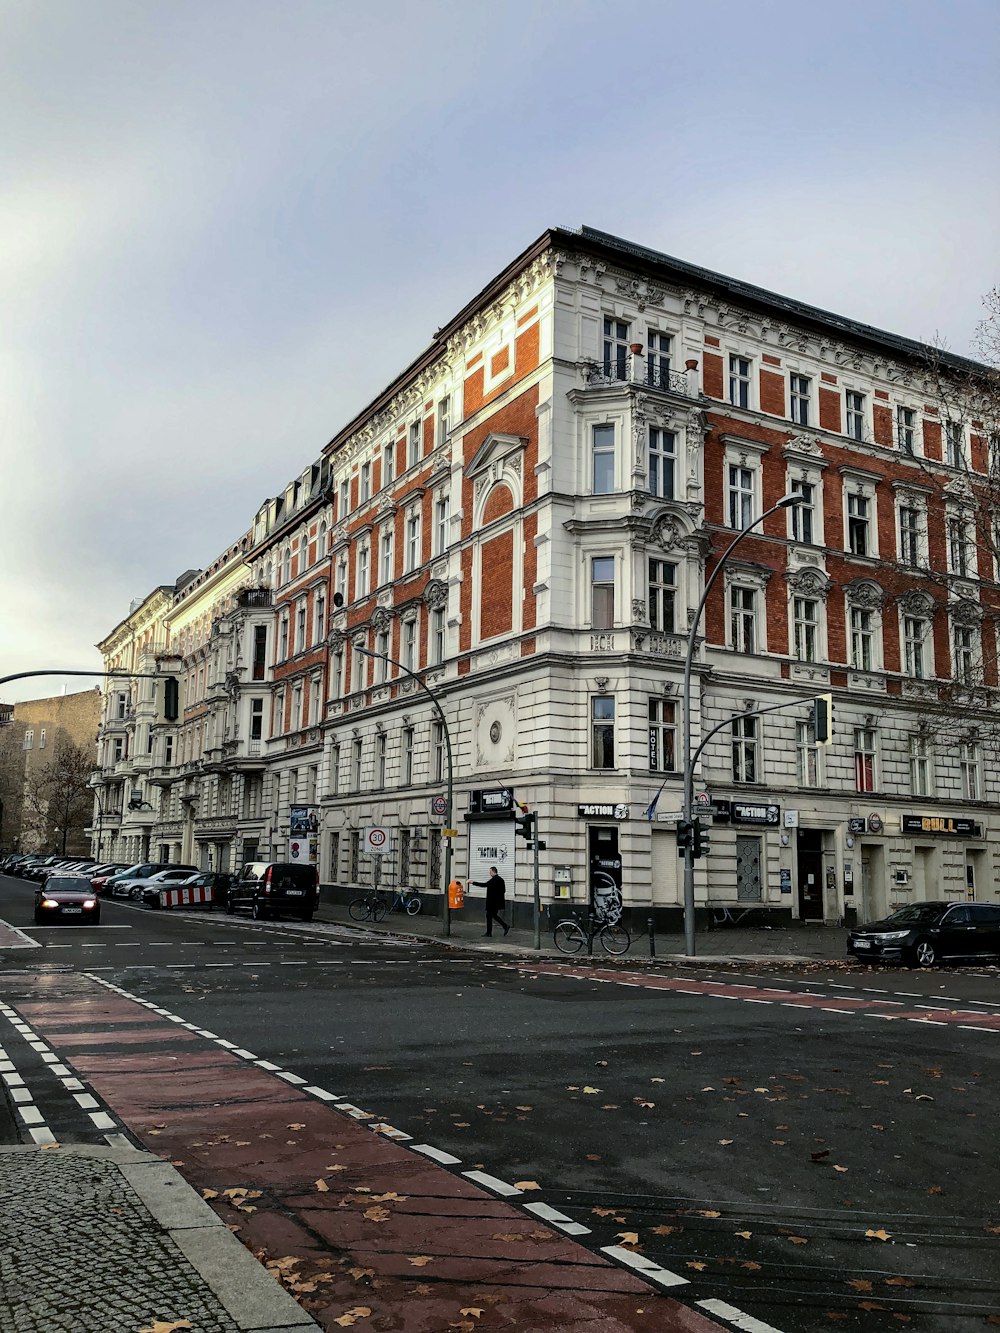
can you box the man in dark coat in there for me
[471,866,509,937]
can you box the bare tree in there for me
[23,741,94,855]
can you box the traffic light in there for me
[162,676,180,723]
[692,817,712,859]
[515,809,536,843]
[813,692,833,745]
[676,819,693,857]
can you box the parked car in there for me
[26,857,63,881]
[847,901,1000,967]
[115,866,199,900]
[33,875,101,925]
[102,862,173,897]
[91,864,130,894]
[140,870,234,909]
[226,862,319,921]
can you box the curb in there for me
[0,1144,318,1332]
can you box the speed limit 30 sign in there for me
[363,826,391,857]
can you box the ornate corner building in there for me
[90,226,999,926]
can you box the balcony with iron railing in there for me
[583,353,697,398]
[237,587,273,610]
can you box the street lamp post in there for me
[679,494,803,957]
[356,647,454,938]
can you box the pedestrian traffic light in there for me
[692,817,712,859]
[162,676,180,723]
[813,692,834,745]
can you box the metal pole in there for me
[357,647,452,938]
[532,813,541,949]
[681,496,803,957]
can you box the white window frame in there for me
[434,494,450,556]
[592,423,616,494]
[408,420,422,469]
[382,441,395,486]
[729,584,758,654]
[896,404,917,455]
[356,541,370,597]
[375,732,387,788]
[789,477,817,544]
[947,512,974,578]
[402,616,418,673]
[648,697,676,773]
[728,463,756,530]
[437,396,451,448]
[602,316,630,381]
[960,739,981,801]
[792,596,819,663]
[648,427,676,499]
[902,614,930,680]
[430,605,446,665]
[592,556,616,631]
[854,727,878,793]
[909,735,931,797]
[591,696,616,769]
[845,389,866,442]
[405,508,421,573]
[731,715,758,783]
[729,354,752,409]
[789,373,811,426]
[647,558,675,633]
[401,726,414,785]
[952,622,977,685]
[945,420,966,469]
[846,491,872,557]
[849,605,876,672]
[379,528,394,585]
[360,461,371,503]
[897,502,924,568]
[796,719,821,788]
[646,329,672,390]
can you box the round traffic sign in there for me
[431,795,447,817]
[364,825,390,856]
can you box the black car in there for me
[34,875,102,925]
[227,862,319,921]
[847,901,1000,967]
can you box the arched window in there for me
[318,520,328,555]
[282,546,291,584]
[299,534,308,573]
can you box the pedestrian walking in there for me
[471,866,509,937]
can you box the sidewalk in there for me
[0,1143,316,1333]
[318,899,850,964]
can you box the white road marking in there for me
[600,1246,689,1288]
[698,1298,787,1332]
[462,1170,522,1197]
[29,1126,57,1144]
[524,1201,573,1224]
[18,1106,44,1125]
[335,1102,373,1120]
[304,1086,339,1101]
[10,1088,32,1103]
[89,1112,117,1130]
[232,1049,257,1060]
[412,1143,461,1165]
[73,1093,100,1109]
[277,1072,308,1085]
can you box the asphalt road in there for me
[1,872,998,1332]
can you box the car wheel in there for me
[913,938,937,968]
[300,911,314,922]
[92,915,101,926]
[251,899,265,921]
[33,911,42,926]
[226,895,237,914]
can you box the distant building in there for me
[0,690,101,854]
[90,226,999,925]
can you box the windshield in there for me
[880,904,945,926]
[46,878,89,893]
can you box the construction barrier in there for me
[157,884,214,910]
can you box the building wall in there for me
[2,690,101,854]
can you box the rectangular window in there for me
[648,427,676,499]
[432,720,445,783]
[793,597,818,662]
[850,606,874,671]
[409,420,422,468]
[729,355,751,409]
[382,440,395,486]
[40,727,47,750]
[434,495,450,555]
[854,727,877,793]
[330,744,340,797]
[960,740,980,800]
[357,543,370,596]
[360,461,371,503]
[252,625,267,680]
[375,732,387,788]
[332,649,344,698]
[731,715,758,783]
[339,478,350,517]
[335,558,348,606]
[896,405,916,454]
[730,585,757,654]
[310,675,322,725]
[351,737,362,790]
[279,613,289,661]
[373,628,389,683]
[164,735,174,765]
[903,616,928,679]
[401,727,414,785]
[646,330,672,389]
[403,618,417,672]
[314,589,326,644]
[847,493,870,556]
[648,558,675,633]
[249,699,264,741]
[602,316,629,381]
[946,421,965,469]
[845,390,866,442]
[909,735,930,797]
[591,557,615,630]
[591,697,615,768]
[353,642,367,691]
[953,624,975,684]
[790,479,814,543]
[296,602,307,653]
[291,684,303,732]
[430,605,445,665]
[728,464,755,530]
[274,690,285,735]
[405,510,420,572]
[112,736,123,762]
[379,528,394,584]
[22,727,34,751]
[437,396,451,447]
[948,516,970,577]
[648,698,676,772]
[789,373,811,426]
[796,719,819,788]
[898,506,921,567]
[592,423,616,493]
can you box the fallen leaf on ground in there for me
[651,1225,679,1235]
[407,1255,434,1266]
[201,1189,219,1199]
[363,1206,390,1222]
[735,1230,752,1239]
[515,1105,533,1111]
[287,1122,306,1130]
[582,1086,601,1094]
[460,1311,484,1320]
[138,1323,193,1333]
[686,1261,706,1271]
[718,1139,734,1146]
[866,1228,892,1241]
[833,1165,848,1173]
[314,1179,330,1192]
[885,1277,914,1287]
[372,1192,406,1202]
[514,1180,541,1190]
[349,1267,375,1281]
[742,1261,761,1271]
[697,1210,721,1218]
[616,1232,640,1245]
[848,1279,874,1293]
[333,1308,373,1327]
[787,1236,808,1244]
[927,1186,942,1195]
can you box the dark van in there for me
[227,862,319,921]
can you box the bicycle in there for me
[348,886,422,922]
[553,908,630,956]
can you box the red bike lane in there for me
[11,970,725,1333]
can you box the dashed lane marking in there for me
[600,1246,690,1290]
[698,1298,788,1332]
[412,1143,461,1165]
[462,1170,523,1197]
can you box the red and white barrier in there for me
[157,884,214,910]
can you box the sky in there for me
[1,0,998,702]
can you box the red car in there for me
[34,875,101,925]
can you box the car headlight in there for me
[874,930,910,941]
[83,900,96,908]
[41,899,58,908]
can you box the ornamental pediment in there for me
[465,432,527,480]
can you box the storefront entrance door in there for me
[797,828,824,920]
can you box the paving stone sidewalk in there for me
[0,1144,316,1333]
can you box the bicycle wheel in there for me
[348,896,371,921]
[370,896,387,922]
[600,923,630,955]
[405,894,422,916]
[553,921,585,954]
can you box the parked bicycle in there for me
[348,886,422,922]
[552,908,630,956]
